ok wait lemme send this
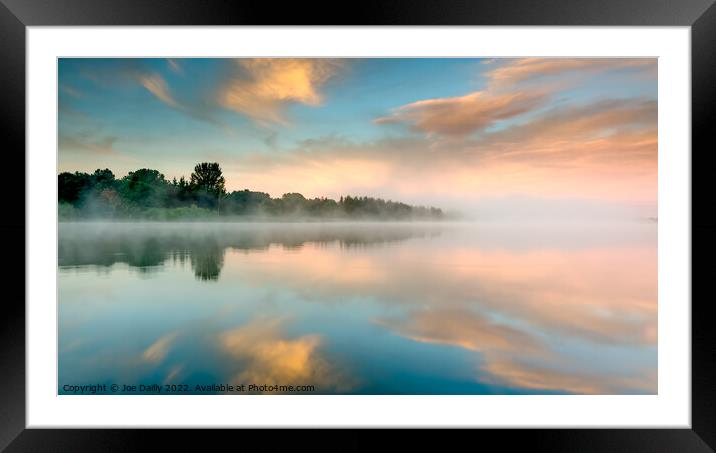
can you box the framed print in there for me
[3,0,715,449]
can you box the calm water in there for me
[58,221,657,395]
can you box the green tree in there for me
[90,168,116,189]
[120,168,169,207]
[57,162,446,220]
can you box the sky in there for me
[58,58,657,219]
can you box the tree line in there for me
[58,162,444,220]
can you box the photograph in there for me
[3,0,708,446]
[57,57,658,396]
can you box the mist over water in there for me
[58,220,657,395]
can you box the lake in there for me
[58,221,657,395]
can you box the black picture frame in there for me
[2,0,713,449]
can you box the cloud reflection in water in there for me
[59,221,656,394]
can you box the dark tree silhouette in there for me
[190,162,226,210]
[58,171,91,203]
[190,163,225,196]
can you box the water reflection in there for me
[59,222,440,281]
[58,221,656,394]
[189,240,225,281]
[220,318,355,394]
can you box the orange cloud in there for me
[482,357,656,394]
[220,317,355,393]
[484,58,656,89]
[376,308,542,354]
[374,57,655,142]
[234,59,655,205]
[142,331,179,363]
[377,307,656,394]
[219,58,343,124]
[375,90,547,137]
[137,73,180,108]
[476,98,656,150]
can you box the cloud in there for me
[375,90,548,137]
[376,307,542,354]
[137,73,180,108]
[477,98,656,146]
[484,58,656,89]
[59,133,118,155]
[75,60,224,128]
[60,84,84,98]
[461,98,658,169]
[132,71,229,128]
[142,332,178,363]
[166,59,183,74]
[375,58,655,139]
[218,58,343,124]
[377,306,656,394]
[221,236,657,348]
[131,59,345,127]
[163,364,184,385]
[482,357,656,394]
[59,58,656,206]
[220,317,354,393]
[223,95,656,204]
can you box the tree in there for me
[58,162,446,220]
[121,168,168,207]
[280,192,307,214]
[91,168,115,189]
[190,162,226,210]
[176,176,192,205]
[58,171,91,203]
[190,162,226,197]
